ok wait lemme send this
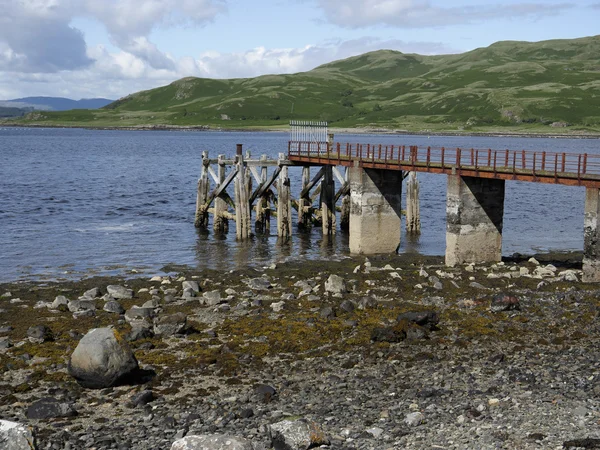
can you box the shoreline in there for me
[1,253,600,449]
[2,122,600,139]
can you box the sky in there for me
[0,0,599,100]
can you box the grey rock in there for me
[0,420,36,450]
[269,418,329,450]
[271,301,285,312]
[154,313,187,336]
[68,327,139,389]
[248,278,272,290]
[171,435,254,450]
[82,287,100,299]
[51,295,69,309]
[68,299,96,313]
[127,326,154,342]
[254,384,277,403]
[27,325,53,344]
[339,300,355,313]
[397,311,439,330]
[129,390,154,408]
[142,298,160,308]
[371,327,405,343]
[324,274,347,294]
[26,397,77,419]
[0,326,13,333]
[320,306,335,319]
[106,285,133,300]
[357,297,377,310]
[182,281,200,293]
[124,306,155,323]
[103,300,125,314]
[405,411,425,427]
[202,290,223,306]
[0,337,11,349]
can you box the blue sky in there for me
[0,0,598,100]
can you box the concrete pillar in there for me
[583,188,600,282]
[445,175,505,266]
[349,167,403,254]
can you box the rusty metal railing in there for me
[287,141,600,188]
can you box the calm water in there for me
[0,127,598,282]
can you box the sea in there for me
[0,127,597,282]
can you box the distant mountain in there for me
[1,97,114,111]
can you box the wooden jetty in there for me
[195,121,600,282]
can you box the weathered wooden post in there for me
[406,171,421,234]
[213,154,229,233]
[255,154,270,233]
[194,151,210,229]
[234,145,251,239]
[277,153,292,239]
[321,165,336,234]
[298,166,311,228]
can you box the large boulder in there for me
[154,313,187,337]
[26,397,77,420]
[0,420,36,450]
[68,327,139,389]
[171,435,254,450]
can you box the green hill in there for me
[10,35,600,133]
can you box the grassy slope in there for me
[9,36,600,133]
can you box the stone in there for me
[0,337,12,349]
[129,390,154,408]
[339,300,355,313]
[27,325,53,344]
[106,285,133,299]
[68,299,96,313]
[248,278,272,290]
[68,327,139,389]
[324,274,347,294]
[125,306,155,324]
[127,326,154,342]
[254,384,277,403]
[154,313,187,336]
[51,295,69,309]
[26,397,77,419]
[269,418,329,450]
[171,435,254,450]
[271,301,285,312]
[103,301,125,314]
[490,293,520,312]
[563,438,600,449]
[371,327,405,343]
[404,412,425,427]
[82,287,100,299]
[202,290,223,306]
[0,420,36,450]
[397,311,439,330]
[182,281,200,293]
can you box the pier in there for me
[195,122,600,282]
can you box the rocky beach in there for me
[2,253,600,449]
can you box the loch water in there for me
[0,127,597,282]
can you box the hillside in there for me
[1,97,114,111]
[8,36,600,133]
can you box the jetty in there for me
[195,122,600,281]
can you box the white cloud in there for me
[1,36,456,99]
[0,0,225,73]
[312,0,573,28]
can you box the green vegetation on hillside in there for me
[8,36,600,134]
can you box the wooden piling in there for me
[406,171,421,234]
[321,165,336,234]
[234,146,251,239]
[255,154,270,233]
[298,166,311,228]
[194,151,210,228]
[213,155,229,233]
[277,153,292,239]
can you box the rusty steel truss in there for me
[288,141,600,188]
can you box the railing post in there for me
[505,150,509,168]
[532,153,536,177]
[441,147,445,168]
[493,151,497,174]
[542,151,546,171]
[562,153,566,173]
[578,154,582,181]
[522,150,526,169]
[583,153,588,174]
[487,149,491,167]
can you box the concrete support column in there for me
[445,175,505,266]
[349,167,403,254]
[583,188,600,282]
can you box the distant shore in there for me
[2,122,600,139]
